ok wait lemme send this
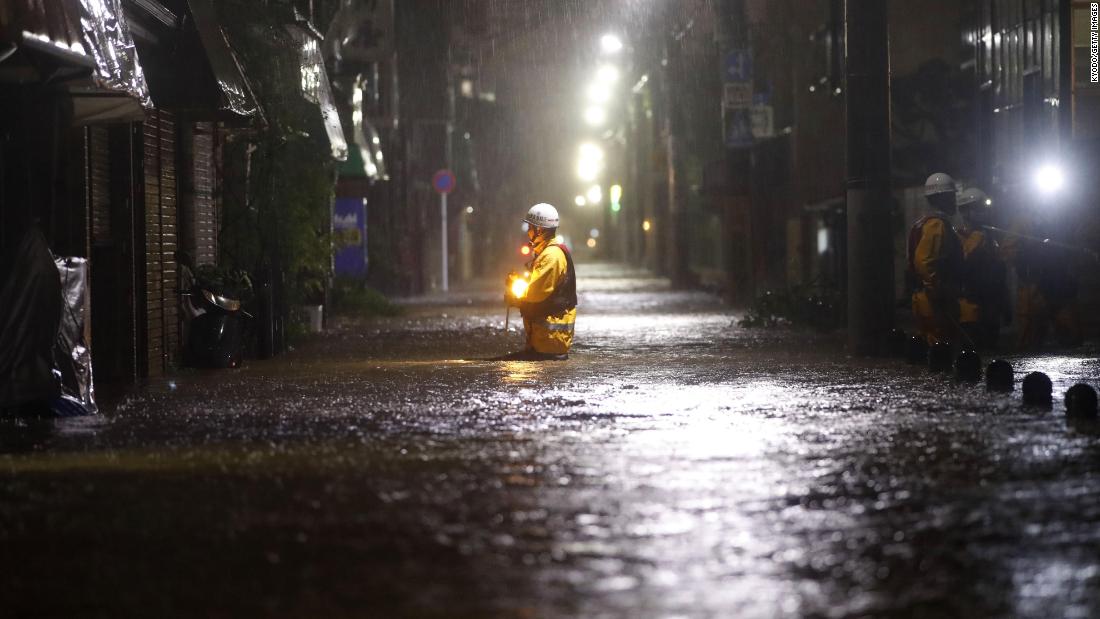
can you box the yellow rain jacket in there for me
[520,243,577,355]
[907,214,962,344]
[958,228,988,324]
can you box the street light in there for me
[609,184,622,212]
[586,184,602,204]
[579,142,604,161]
[600,34,623,54]
[577,142,604,181]
[586,82,612,104]
[609,184,622,203]
[574,195,587,207]
[583,106,607,127]
[577,160,600,182]
[1034,163,1066,195]
[596,65,620,84]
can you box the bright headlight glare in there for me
[1034,164,1065,194]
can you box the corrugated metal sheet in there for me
[78,0,151,106]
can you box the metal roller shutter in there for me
[140,110,179,377]
[159,112,178,371]
[192,122,217,266]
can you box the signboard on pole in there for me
[723,83,753,108]
[432,169,455,291]
[722,49,754,149]
[432,169,456,194]
[750,105,774,139]
[723,50,752,83]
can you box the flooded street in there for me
[4,263,1100,618]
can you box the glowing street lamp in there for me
[583,106,607,127]
[576,142,604,182]
[596,65,620,84]
[609,184,622,212]
[577,159,600,182]
[574,195,587,207]
[579,142,604,162]
[1034,163,1066,195]
[586,184,603,204]
[600,34,623,55]
[586,82,612,104]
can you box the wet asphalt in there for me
[3,262,1100,618]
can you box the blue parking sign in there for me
[724,50,751,83]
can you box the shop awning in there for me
[287,21,348,161]
[0,0,150,122]
[124,0,259,122]
[185,0,259,119]
[78,0,150,106]
[0,0,93,79]
[67,0,151,122]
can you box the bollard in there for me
[954,350,982,382]
[1022,371,1053,406]
[1064,383,1098,418]
[985,360,1014,392]
[927,341,953,373]
[888,328,908,357]
[906,336,928,365]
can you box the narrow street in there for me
[3,263,1100,618]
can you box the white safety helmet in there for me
[924,172,956,197]
[524,203,560,229]
[957,187,991,209]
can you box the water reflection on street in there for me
[2,263,1100,617]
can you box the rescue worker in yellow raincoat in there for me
[1001,209,1083,349]
[907,173,963,345]
[956,187,1008,349]
[501,203,577,360]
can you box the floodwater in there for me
[3,263,1100,617]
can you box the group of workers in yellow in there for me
[495,186,1080,360]
[908,172,1082,351]
[499,203,577,361]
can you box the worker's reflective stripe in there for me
[544,322,575,332]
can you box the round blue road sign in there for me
[432,169,456,194]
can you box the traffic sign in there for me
[723,83,752,108]
[432,169,456,194]
[723,107,753,148]
[724,50,752,83]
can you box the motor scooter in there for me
[182,284,250,368]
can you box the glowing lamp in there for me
[510,278,529,299]
[1034,163,1065,195]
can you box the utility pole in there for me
[663,22,692,288]
[845,0,893,355]
[716,0,752,304]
